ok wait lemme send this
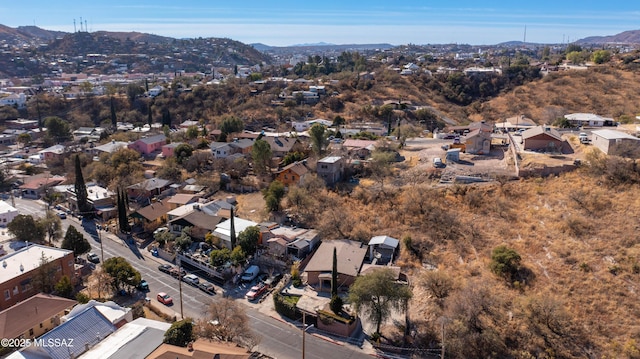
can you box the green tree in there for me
[39,211,63,245]
[54,275,74,299]
[210,247,231,266]
[103,256,142,292]
[164,319,194,347]
[348,268,412,335]
[156,157,183,183]
[7,214,45,243]
[230,246,246,265]
[61,225,91,256]
[174,228,192,251]
[174,143,194,164]
[186,125,199,140]
[237,226,260,256]
[262,180,285,212]
[490,245,522,282]
[74,155,92,214]
[592,50,612,64]
[17,133,31,148]
[44,116,72,143]
[117,189,130,233]
[219,116,244,141]
[330,294,343,315]
[147,102,153,126]
[251,139,272,175]
[309,123,328,156]
[126,83,144,103]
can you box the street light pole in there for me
[302,312,305,359]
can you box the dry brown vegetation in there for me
[286,165,640,358]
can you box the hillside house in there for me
[564,113,615,127]
[212,217,258,249]
[342,139,376,159]
[592,129,640,157]
[317,156,344,185]
[464,121,493,154]
[496,115,536,132]
[368,235,399,265]
[522,126,565,152]
[126,177,172,203]
[128,134,166,155]
[263,136,299,158]
[275,162,308,186]
[19,175,66,199]
[161,142,182,158]
[91,140,129,156]
[38,144,65,162]
[304,239,367,292]
[130,200,172,229]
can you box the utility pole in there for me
[302,312,306,359]
[440,318,446,359]
[178,266,184,320]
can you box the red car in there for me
[245,283,267,301]
[157,292,173,305]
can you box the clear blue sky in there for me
[2,1,639,46]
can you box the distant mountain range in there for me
[576,29,640,44]
[251,42,395,53]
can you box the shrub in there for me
[490,245,521,283]
[273,293,300,320]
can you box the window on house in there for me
[4,290,10,300]
[284,175,288,179]
[321,165,327,169]
[29,329,34,336]
[13,286,18,295]
[39,323,43,328]
[292,175,296,181]
[68,261,73,267]
[2,218,5,223]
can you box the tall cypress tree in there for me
[229,206,236,249]
[74,155,91,214]
[110,97,117,128]
[147,103,153,126]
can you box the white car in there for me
[182,273,199,286]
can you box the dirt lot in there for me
[401,137,514,179]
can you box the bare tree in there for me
[196,298,260,350]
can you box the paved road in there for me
[11,197,374,359]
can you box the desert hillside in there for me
[291,153,640,357]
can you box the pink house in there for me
[161,142,182,158]
[128,134,166,155]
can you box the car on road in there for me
[157,292,173,305]
[87,253,100,263]
[137,279,149,291]
[198,282,216,294]
[170,267,186,278]
[182,273,199,286]
[246,283,267,301]
[57,212,66,219]
[158,264,173,274]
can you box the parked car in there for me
[158,264,173,274]
[432,157,445,168]
[57,212,66,219]
[240,265,260,282]
[153,227,168,235]
[170,267,186,278]
[87,253,100,263]
[198,282,216,294]
[246,283,267,301]
[182,273,199,286]
[157,292,173,305]
[137,279,149,291]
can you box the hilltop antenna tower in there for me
[85,20,88,33]
[80,17,83,32]
[523,25,527,44]
[73,19,76,33]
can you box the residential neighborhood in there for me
[1,16,640,359]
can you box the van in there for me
[240,265,260,282]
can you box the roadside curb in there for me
[311,333,343,346]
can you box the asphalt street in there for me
[11,197,374,359]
